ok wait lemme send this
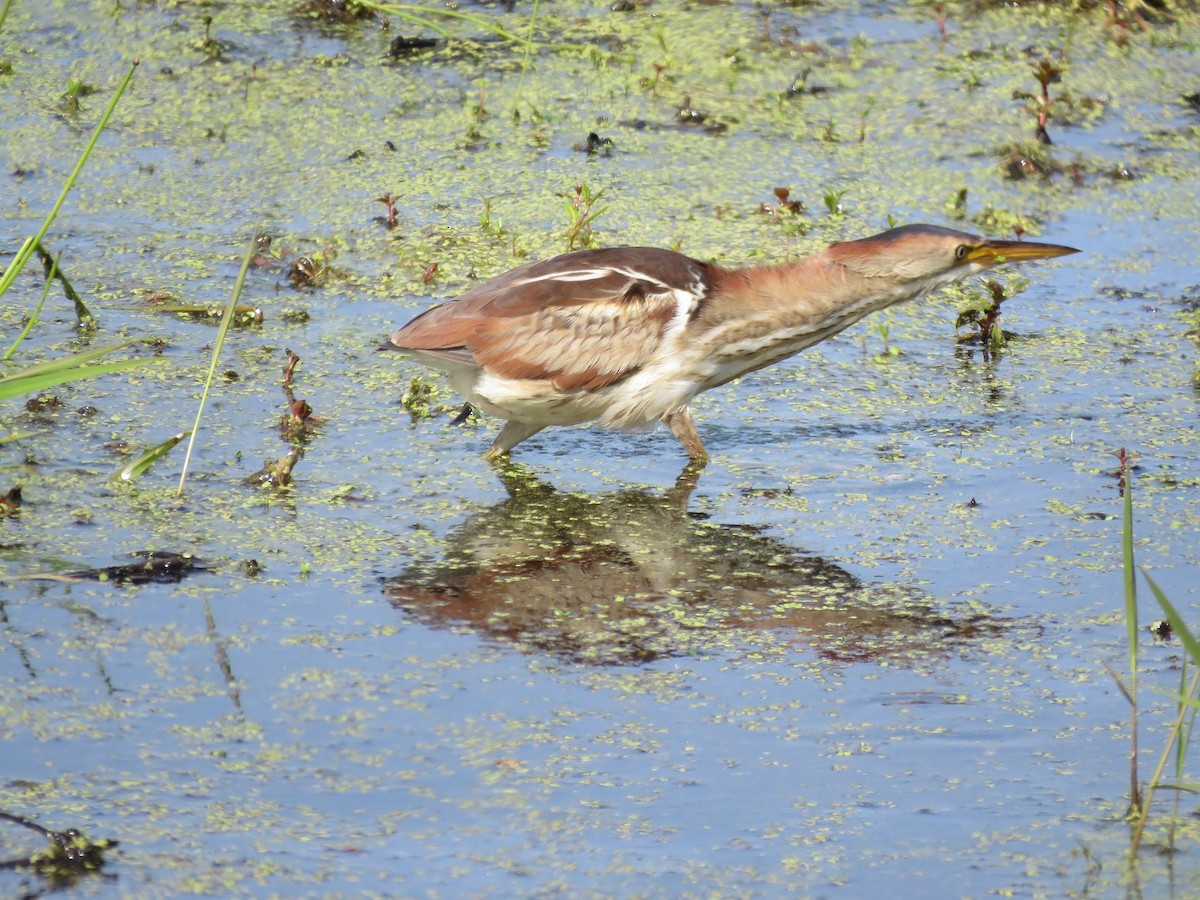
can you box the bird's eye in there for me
[955,245,969,261]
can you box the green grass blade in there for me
[357,2,529,43]
[379,10,457,39]
[1177,656,1197,790]
[1129,563,1200,855]
[116,431,191,482]
[0,237,35,298]
[1122,455,1138,685]
[176,233,258,496]
[1145,692,1200,712]
[0,357,158,400]
[0,340,146,382]
[1118,449,1142,822]
[1131,665,1200,852]
[1152,782,1200,793]
[2,253,56,360]
[513,0,540,106]
[0,59,139,299]
[1143,570,1200,668]
[0,342,160,400]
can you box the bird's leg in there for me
[662,407,707,460]
[484,421,545,459]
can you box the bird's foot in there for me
[662,407,708,461]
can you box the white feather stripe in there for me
[508,264,680,292]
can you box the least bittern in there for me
[389,224,1078,459]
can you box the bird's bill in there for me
[967,239,1080,265]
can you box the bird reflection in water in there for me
[383,464,1000,666]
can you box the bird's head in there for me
[829,224,1079,286]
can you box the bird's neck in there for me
[704,252,932,326]
[680,253,946,386]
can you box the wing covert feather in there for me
[390,247,711,390]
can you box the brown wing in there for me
[390,247,712,391]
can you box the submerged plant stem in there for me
[35,241,93,325]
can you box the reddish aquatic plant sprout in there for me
[376,192,400,229]
[284,348,301,385]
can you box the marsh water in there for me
[3,0,1200,895]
